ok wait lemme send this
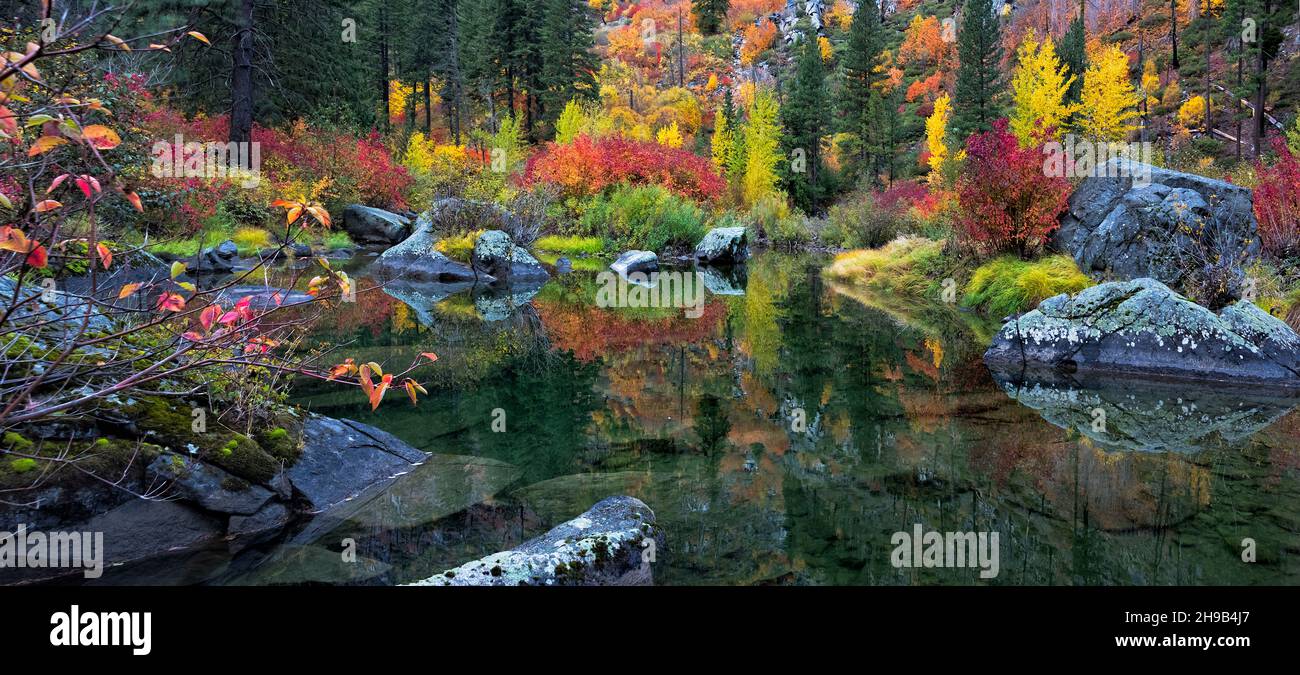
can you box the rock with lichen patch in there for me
[985,278,1300,385]
[406,496,662,586]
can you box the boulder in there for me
[147,454,275,516]
[370,210,481,283]
[342,204,412,245]
[694,227,749,265]
[472,230,549,284]
[191,239,241,274]
[83,498,226,568]
[984,278,1300,385]
[407,496,662,586]
[1055,159,1260,302]
[287,415,429,513]
[227,501,291,537]
[611,250,659,276]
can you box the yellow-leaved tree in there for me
[554,98,586,144]
[1009,31,1075,147]
[656,121,684,148]
[1075,45,1140,141]
[925,93,952,179]
[743,88,782,207]
[711,108,731,173]
[1140,59,1161,110]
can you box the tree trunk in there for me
[379,0,391,131]
[1252,7,1266,158]
[229,0,254,157]
[1170,0,1179,70]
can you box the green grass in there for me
[534,235,605,255]
[535,252,607,272]
[825,237,948,299]
[962,255,1094,316]
[232,227,272,255]
[323,231,355,251]
[143,227,232,258]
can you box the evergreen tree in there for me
[952,0,1004,141]
[694,0,730,35]
[782,32,830,211]
[839,0,886,183]
[1060,14,1087,105]
[540,0,599,134]
[744,89,782,206]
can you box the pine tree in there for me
[1060,14,1087,105]
[952,0,1005,141]
[694,0,731,35]
[1075,45,1140,142]
[840,0,886,183]
[712,107,732,174]
[1009,31,1074,146]
[782,32,830,211]
[540,0,599,133]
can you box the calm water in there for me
[197,251,1300,585]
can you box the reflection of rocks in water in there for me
[474,283,543,322]
[381,279,543,325]
[222,454,521,585]
[698,264,746,296]
[989,368,1299,454]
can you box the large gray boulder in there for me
[694,227,749,265]
[984,278,1300,385]
[147,454,275,516]
[287,415,429,513]
[407,496,662,586]
[472,230,549,284]
[1055,159,1260,303]
[370,209,481,283]
[342,204,412,245]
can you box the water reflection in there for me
[199,251,1300,585]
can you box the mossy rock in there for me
[124,396,293,485]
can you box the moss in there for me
[255,420,302,464]
[126,396,287,483]
[202,433,280,484]
[9,458,37,473]
[3,431,34,451]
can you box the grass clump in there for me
[962,255,1093,316]
[576,184,706,253]
[323,230,355,251]
[534,235,605,255]
[435,229,482,262]
[231,227,273,255]
[825,237,948,299]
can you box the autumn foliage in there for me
[1254,137,1300,257]
[956,119,1071,257]
[521,134,725,202]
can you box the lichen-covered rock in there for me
[611,249,659,276]
[472,229,549,284]
[694,227,749,265]
[342,204,412,245]
[288,415,429,513]
[371,203,482,283]
[1055,159,1260,301]
[985,278,1300,385]
[407,496,662,586]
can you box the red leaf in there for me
[156,292,186,312]
[95,242,112,270]
[25,243,47,268]
[199,304,221,332]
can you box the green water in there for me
[259,251,1300,585]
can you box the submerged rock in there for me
[694,227,749,265]
[1055,159,1260,301]
[407,496,662,586]
[984,278,1300,385]
[216,286,314,310]
[611,249,659,276]
[342,204,412,245]
[472,229,549,283]
[288,415,429,513]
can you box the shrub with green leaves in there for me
[576,184,707,252]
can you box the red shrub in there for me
[521,135,725,203]
[1254,136,1300,257]
[956,119,1071,257]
